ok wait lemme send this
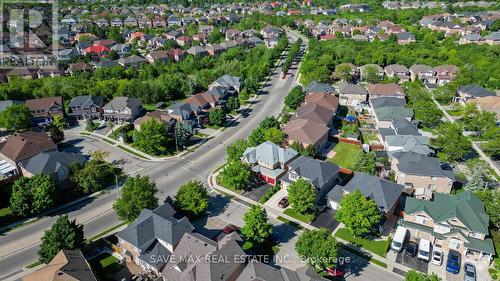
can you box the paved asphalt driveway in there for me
[311,208,339,232]
[396,251,429,273]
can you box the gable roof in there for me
[385,135,432,155]
[295,103,335,126]
[23,249,97,281]
[391,118,420,136]
[405,191,489,234]
[116,202,194,249]
[0,131,56,162]
[370,97,406,108]
[458,84,495,97]
[242,141,297,166]
[284,156,340,190]
[20,151,85,179]
[305,81,335,94]
[68,95,103,108]
[237,261,326,281]
[284,118,329,146]
[103,97,141,111]
[0,100,24,113]
[210,74,241,92]
[373,106,413,121]
[367,83,405,97]
[25,96,63,111]
[338,81,367,96]
[393,151,454,180]
[342,172,404,212]
[304,92,339,111]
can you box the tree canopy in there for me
[38,215,84,264]
[0,104,32,131]
[287,178,316,214]
[284,85,305,110]
[10,175,56,217]
[336,190,383,237]
[353,151,377,175]
[174,180,209,218]
[218,160,251,190]
[134,118,168,156]
[296,228,340,269]
[241,205,273,243]
[113,175,159,223]
[433,123,472,162]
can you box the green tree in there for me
[336,190,383,237]
[72,151,118,193]
[295,228,340,269]
[353,151,377,175]
[134,119,168,156]
[363,65,381,83]
[209,108,226,127]
[475,188,500,228]
[335,64,353,82]
[0,104,32,131]
[85,119,99,132]
[287,178,316,214]
[113,175,159,223]
[174,181,208,218]
[218,160,251,190]
[10,175,56,216]
[38,215,84,263]
[263,127,285,145]
[46,124,64,144]
[174,122,192,150]
[241,205,273,243]
[405,270,441,281]
[482,138,500,158]
[226,96,240,113]
[413,100,443,128]
[209,28,223,44]
[284,85,305,110]
[259,116,280,129]
[433,123,472,162]
[226,139,249,161]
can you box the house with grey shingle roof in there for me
[401,191,495,263]
[68,95,104,120]
[326,172,404,224]
[385,135,433,156]
[455,84,496,104]
[391,151,455,194]
[116,202,194,274]
[236,260,327,281]
[305,81,336,95]
[103,97,142,122]
[281,156,340,205]
[373,106,413,128]
[241,141,298,185]
[209,74,241,94]
[338,81,367,106]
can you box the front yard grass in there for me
[0,207,22,228]
[335,228,389,258]
[89,253,123,281]
[283,208,315,224]
[328,143,361,170]
[116,145,149,159]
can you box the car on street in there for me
[222,224,238,234]
[406,241,417,257]
[446,250,461,274]
[432,247,443,266]
[278,197,289,208]
[417,239,431,262]
[326,266,344,277]
[464,262,476,281]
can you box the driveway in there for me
[241,182,272,203]
[264,188,288,209]
[395,251,429,273]
[311,208,339,232]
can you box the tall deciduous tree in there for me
[134,119,168,156]
[10,175,56,217]
[226,139,249,161]
[38,215,84,263]
[174,181,208,218]
[113,175,159,223]
[296,228,340,269]
[336,190,383,237]
[433,123,472,162]
[218,160,251,190]
[0,104,32,131]
[287,178,316,213]
[72,152,118,194]
[174,122,192,151]
[241,205,273,243]
[284,86,305,110]
[209,108,226,127]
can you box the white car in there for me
[391,226,408,252]
[417,239,431,262]
[432,247,443,265]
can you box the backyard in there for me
[89,253,123,281]
[328,143,361,170]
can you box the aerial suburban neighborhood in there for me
[0,1,499,281]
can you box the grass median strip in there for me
[102,138,116,145]
[116,145,149,159]
[86,222,127,242]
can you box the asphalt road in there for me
[0,31,305,279]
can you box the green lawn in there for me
[0,207,22,228]
[142,103,157,111]
[328,143,361,170]
[283,208,315,223]
[89,254,123,281]
[116,145,149,159]
[335,228,389,257]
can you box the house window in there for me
[449,238,461,250]
[415,215,428,225]
[428,184,436,191]
[434,224,450,234]
[289,173,298,181]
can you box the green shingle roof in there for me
[404,191,489,234]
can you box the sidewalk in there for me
[207,170,413,275]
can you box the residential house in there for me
[111,44,131,56]
[19,151,85,185]
[409,64,436,83]
[161,232,245,281]
[434,65,459,85]
[206,44,225,56]
[384,135,433,156]
[372,106,413,128]
[5,67,35,81]
[111,18,123,27]
[118,55,147,68]
[241,141,298,185]
[67,95,104,120]
[401,191,494,263]
[185,93,216,110]
[138,17,152,28]
[83,45,110,59]
[209,75,241,93]
[23,250,98,281]
[67,62,93,75]
[338,81,368,106]
[367,83,406,100]
[166,30,182,40]
[0,100,24,114]
[167,102,206,125]
[327,172,404,224]
[116,202,194,274]
[468,96,500,123]
[176,35,192,46]
[281,156,340,204]
[384,64,410,83]
[152,16,167,27]
[237,260,327,281]
[0,131,57,179]
[187,45,208,56]
[454,84,496,103]
[370,96,407,109]
[167,48,187,62]
[146,50,170,64]
[396,32,416,45]
[103,97,142,123]
[261,26,282,38]
[379,118,420,140]
[134,110,175,131]
[295,103,336,127]
[305,81,336,95]
[284,118,330,151]
[95,60,119,69]
[26,96,64,126]
[392,151,455,194]
[303,92,339,112]
[167,15,182,27]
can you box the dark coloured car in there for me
[222,224,238,234]
[278,197,289,208]
[405,241,417,257]
[446,250,461,274]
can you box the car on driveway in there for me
[446,250,461,274]
[464,262,476,281]
[432,247,443,266]
[406,241,417,257]
[278,197,289,208]
[417,239,431,262]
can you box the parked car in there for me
[417,239,431,262]
[405,241,417,257]
[222,224,238,234]
[464,262,476,281]
[326,266,344,277]
[432,247,443,266]
[278,197,289,208]
[391,226,408,252]
[446,250,461,274]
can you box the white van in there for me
[418,239,431,261]
[391,226,408,252]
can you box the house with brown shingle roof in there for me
[23,249,97,281]
[134,110,175,131]
[367,83,405,100]
[284,118,330,151]
[303,92,339,113]
[25,96,64,126]
[294,103,336,127]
